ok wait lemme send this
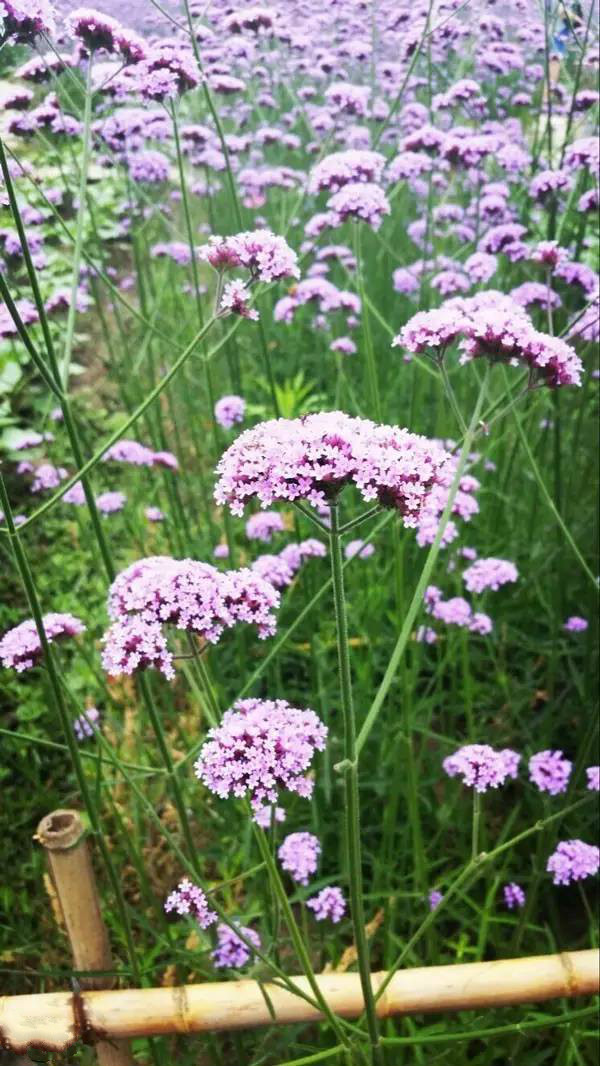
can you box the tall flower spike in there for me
[1,613,86,672]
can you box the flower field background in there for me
[0,0,598,1063]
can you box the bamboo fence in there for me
[0,808,595,1060]
[1,951,597,1055]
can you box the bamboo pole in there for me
[1,951,597,1054]
[34,809,135,1066]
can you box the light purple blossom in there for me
[194,698,327,809]
[503,882,526,909]
[73,707,100,741]
[308,150,385,194]
[528,750,572,796]
[564,616,588,632]
[96,491,126,514]
[278,831,321,885]
[1,613,86,672]
[443,744,520,792]
[462,558,518,594]
[428,889,443,910]
[145,507,165,522]
[327,182,391,230]
[31,463,67,493]
[344,539,375,560]
[164,879,217,928]
[211,922,261,968]
[547,840,600,885]
[199,230,299,282]
[585,767,599,792]
[214,412,450,524]
[245,511,285,543]
[214,395,246,430]
[306,886,346,923]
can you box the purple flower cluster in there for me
[245,510,285,542]
[424,585,492,636]
[528,750,572,796]
[586,767,600,792]
[164,879,217,928]
[277,831,321,885]
[308,150,386,194]
[103,440,178,470]
[101,556,280,679]
[211,922,261,968]
[327,182,391,230]
[73,707,100,741]
[1,0,55,42]
[547,841,600,886]
[503,882,526,909]
[1,613,86,672]
[563,616,588,633]
[214,395,246,430]
[199,230,299,282]
[462,558,518,594]
[443,744,520,792]
[395,293,583,388]
[306,886,346,923]
[214,412,450,525]
[194,697,327,809]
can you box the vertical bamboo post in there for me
[35,809,135,1066]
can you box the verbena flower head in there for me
[164,879,217,928]
[443,744,520,792]
[103,440,155,466]
[199,230,299,282]
[245,511,285,542]
[528,750,572,796]
[327,182,391,229]
[503,882,525,909]
[65,7,121,53]
[1,613,86,672]
[211,922,260,968]
[564,615,588,632]
[277,831,321,885]
[194,697,327,809]
[214,412,450,523]
[306,886,346,922]
[586,767,599,792]
[102,556,280,678]
[463,557,518,594]
[428,889,443,910]
[214,395,246,429]
[345,539,375,560]
[73,707,100,741]
[308,150,386,194]
[145,506,164,523]
[219,280,258,321]
[547,840,600,885]
[1,0,55,42]
[96,491,126,514]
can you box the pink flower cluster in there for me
[214,395,246,430]
[214,412,450,525]
[547,840,600,886]
[424,585,492,635]
[199,229,299,282]
[251,539,327,589]
[245,510,285,542]
[395,292,583,387]
[1,612,86,672]
[306,886,346,922]
[462,557,518,594]
[73,706,100,741]
[308,150,386,194]
[277,831,321,885]
[101,556,280,679]
[164,879,217,928]
[528,750,572,796]
[415,462,481,550]
[327,182,391,230]
[194,697,327,809]
[103,439,178,469]
[443,743,521,792]
[211,922,261,968]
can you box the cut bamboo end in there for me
[34,808,135,1066]
[0,950,597,1054]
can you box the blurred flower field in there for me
[0,0,598,1063]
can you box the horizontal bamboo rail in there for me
[0,950,597,1054]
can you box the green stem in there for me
[0,475,141,983]
[354,223,381,421]
[329,501,383,1066]
[356,369,490,755]
[471,791,481,861]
